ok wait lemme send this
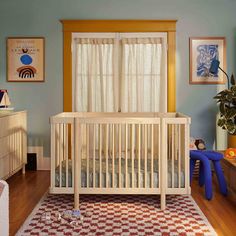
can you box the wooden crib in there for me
[50,112,191,210]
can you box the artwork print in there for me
[190,38,225,84]
[7,38,44,82]
[196,45,218,77]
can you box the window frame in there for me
[61,20,177,112]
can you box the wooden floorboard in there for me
[7,170,50,236]
[191,177,236,236]
[7,171,236,236]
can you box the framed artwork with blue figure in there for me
[189,37,226,84]
[7,37,44,82]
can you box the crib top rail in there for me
[50,112,191,124]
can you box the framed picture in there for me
[189,37,226,84]
[7,37,45,82]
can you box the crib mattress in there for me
[55,158,185,188]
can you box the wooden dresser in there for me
[0,111,27,179]
[221,156,236,202]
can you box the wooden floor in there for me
[191,177,236,236]
[7,170,50,236]
[7,171,236,236]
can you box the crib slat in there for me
[56,124,60,187]
[112,124,115,188]
[50,124,56,189]
[151,124,154,188]
[59,124,64,188]
[71,123,74,188]
[178,124,181,188]
[158,124,161,188]
[184,123,190,191]
[65,124,68,188]
[87,124,89,188]
[125,124,128,188]
[131,124,135,188]
[168,125,170,175]
[106,124,109,188]
[74,119,81,210]
[161,118,167,210]
[55,125,58,174]
[171,124,174,188]
[138,124,141,188]
[93,125,96,188]
[99,124,102,188]
[144,124,147,188]
[119,124,122,188]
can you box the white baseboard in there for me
[27,146,51,170]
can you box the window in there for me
[61,20,177,112]
[72,32,167,112]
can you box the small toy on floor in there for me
[41,210,86,227]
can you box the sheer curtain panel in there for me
[74,38,117,112]
[73,33,167,113]
[121,37,166,112]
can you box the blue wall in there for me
[1,0,236,156]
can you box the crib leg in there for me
[161,194,166,210]
[74,192,79,210]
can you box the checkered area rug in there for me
[16,194,216,236]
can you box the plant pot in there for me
[228,134,236,148]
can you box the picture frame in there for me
[189,37,226,84]
[7,37,45,82]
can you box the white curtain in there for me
[121,37,166,112]
[74,38,117,112]
[74,36,166,113]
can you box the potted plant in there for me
[214,75,236,147]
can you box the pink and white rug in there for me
[16,194,217,236]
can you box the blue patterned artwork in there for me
[196,44,219,77]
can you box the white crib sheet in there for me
[55,158,185,188]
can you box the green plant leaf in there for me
[226,108,236,119]
[219,102,225,114]
[231,85,236,92]
[218,118,225,127]
[214,84,236,134]
[226,93,233,100]
[226,121,236,134]
[231,74,235,85]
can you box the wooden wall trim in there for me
[63,31,72,112]
[61,20,177,112]
[167,31,176,112]
[61,20,177,32]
